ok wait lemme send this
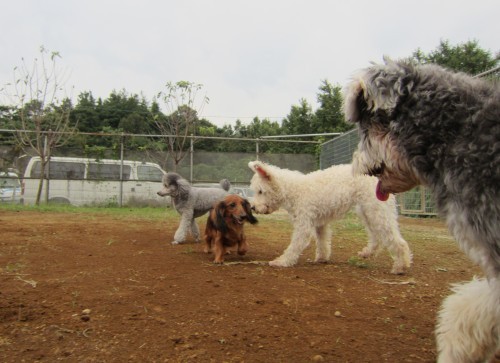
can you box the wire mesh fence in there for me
[0,130,318,207]
[319,129,359,168]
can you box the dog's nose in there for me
[251,205,255,211]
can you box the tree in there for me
[281,98,316,153]
[314,80,352,133]
[1,46,76,205]
[154,81,209,172]
[72,91,99,132]
[100,90,150,130]
[282,98,314,135]
[412,39,499,75]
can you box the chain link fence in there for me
[0,130,317,207]
[319,129,359,168]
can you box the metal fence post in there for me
[119,133,124,207]
[44,135,49,204]
[190,135,194,183]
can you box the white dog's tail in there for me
[436,277,500,363]
[219,179,231,191]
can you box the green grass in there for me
[0,203,176,221]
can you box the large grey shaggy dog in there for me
[157,172,230,244]
[344,59,499,363]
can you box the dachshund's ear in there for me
[205,211,216,233]
[243,199,258,224]
[214,201,228,233]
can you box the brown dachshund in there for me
[204,194,258,263]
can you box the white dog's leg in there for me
[355,205,381,258]
[190,218,200,242]
[356,202,412,274]
[314,225,332,263]
[269,223,313,267]
[436,278,500,363]
[173,211,194,245]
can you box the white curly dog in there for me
[248,160,412,274]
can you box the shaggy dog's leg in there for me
[436,278,500,363]
[314,225,332,263]
[173,210,194,244]
[190,218,201,242]
[356,202,412,274]
[270,222,313,267]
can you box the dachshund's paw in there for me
[213,260,224,265]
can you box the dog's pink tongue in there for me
[376,181,390,202]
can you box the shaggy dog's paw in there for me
[171,240,182,245]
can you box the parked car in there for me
[0,171,22,203]
[192,183,254,203]
[231,186,254,203]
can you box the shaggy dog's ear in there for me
[248,161,271,180]
[243,198,258,224]
[343,77,366,124]
[214,201,228,233]
[344,58,415,124]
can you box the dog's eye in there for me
[230,202,236,207]
[368,163,386,177]
[258,189,263,195]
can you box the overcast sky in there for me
[1,0,498,126]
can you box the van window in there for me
[30,160,85,180]
[137,165,163,182]
[88,163,131,180]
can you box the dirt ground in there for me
[0,207,482,362]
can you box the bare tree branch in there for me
[154,81,209,172]
[1,46,76,205]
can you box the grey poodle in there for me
[157,172,230,245]
[344,58,499,363]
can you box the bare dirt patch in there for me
[0,208,480,362]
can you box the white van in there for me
[22,156,167,206]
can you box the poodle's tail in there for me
[219,179,231,191]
